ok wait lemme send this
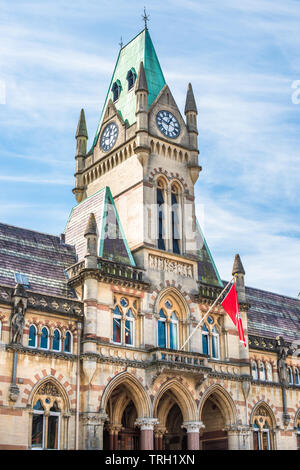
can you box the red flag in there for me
[221,283,246,347]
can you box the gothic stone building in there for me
[0,27,299,451]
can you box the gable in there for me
[65,187,135,267]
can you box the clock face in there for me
[100,122,118,152]
[156,110,180,139]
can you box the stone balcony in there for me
[66,257,149,290]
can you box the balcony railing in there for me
[66,257,145,283]
[150,347,209,368]
[198,282,223,300]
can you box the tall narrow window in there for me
[28,324,37,348]
[158,309,166,348]
[47,402,61,450]
[253,421,260,450]
[157,180,165,250]
[112,80,121,102]
[31,399,45,449]
[113,306,122,344]
[211,326,220,359]
[40,327,49,349]
[64,331,72,353]
[169,312,178,350]
[259,362,266,381]
[295,368,300,385]
[251,361,258,380]
[202,324,209,355]
[252,405,274,450]
[266,363,273,382]
[288,366,293,385]
[126,69,136,90]
[52,329,61,351]
[125,308,134,346]
[171,184,180,254]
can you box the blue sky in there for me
[0,0,300,297]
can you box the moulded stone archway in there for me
[101,372,152,450]
[199,384,237,450]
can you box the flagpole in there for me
[180,277,235,351]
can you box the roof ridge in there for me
[0,222,67,241]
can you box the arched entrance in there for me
[101,372,151,450]
[200,395,228,449]
[199,385,237,450]
[153,380,197,450]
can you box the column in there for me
[225,425,240,450]
[81,412,108,450]
[182,421,205,450]
[135,418,158,450]
[154,426,166,450]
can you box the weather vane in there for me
[119,36,123,49]
[142,7,150,29]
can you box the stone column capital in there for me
[182,421,205,433]
[135,418,159,431]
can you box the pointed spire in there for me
[76,108,88,139]
[135,61,148,94]
[84,213,97,237]
[232,254,245,276]
[184,83,197,114]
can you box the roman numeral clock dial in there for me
[100,122,119,152]
[156,110,180,139]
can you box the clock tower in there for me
[69,26,220,290]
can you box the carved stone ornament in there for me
[8,383,20,402]
[11,301,26,344]
[149,254,193,278]
[38,382,61,397]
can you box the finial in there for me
[142,7,150,29]
[119,36,123,49]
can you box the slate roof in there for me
[246,285,300,343]
[0,223,77,298]
[196,218,223,287]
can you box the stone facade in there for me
[0,27,299,451]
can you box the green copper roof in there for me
[195,218,223,287]
[92,28,166,148]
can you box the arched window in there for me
[251,361,258,380]
[28,324,37,348]
[113,306,122,344]
[266,363,273,382]
[52,329,61,351]
[211,325,220,359]
[125,308,134,346]
[259,361,266,381]
[112,80,121,101]
[31,381,65,450]
[64,331,72,353]
[169,312,179,350]
[295,368,300,386]
[158,309,166,348]
[157,179,166,251]
[126,68,136,91]
[288,366,294,385]
[171,184,180,254]
[252,405,274,450]
[202,324,209,356]
[40,327,49,349]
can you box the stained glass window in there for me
[157,187,165,250]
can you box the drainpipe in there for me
[75,321,82,450]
